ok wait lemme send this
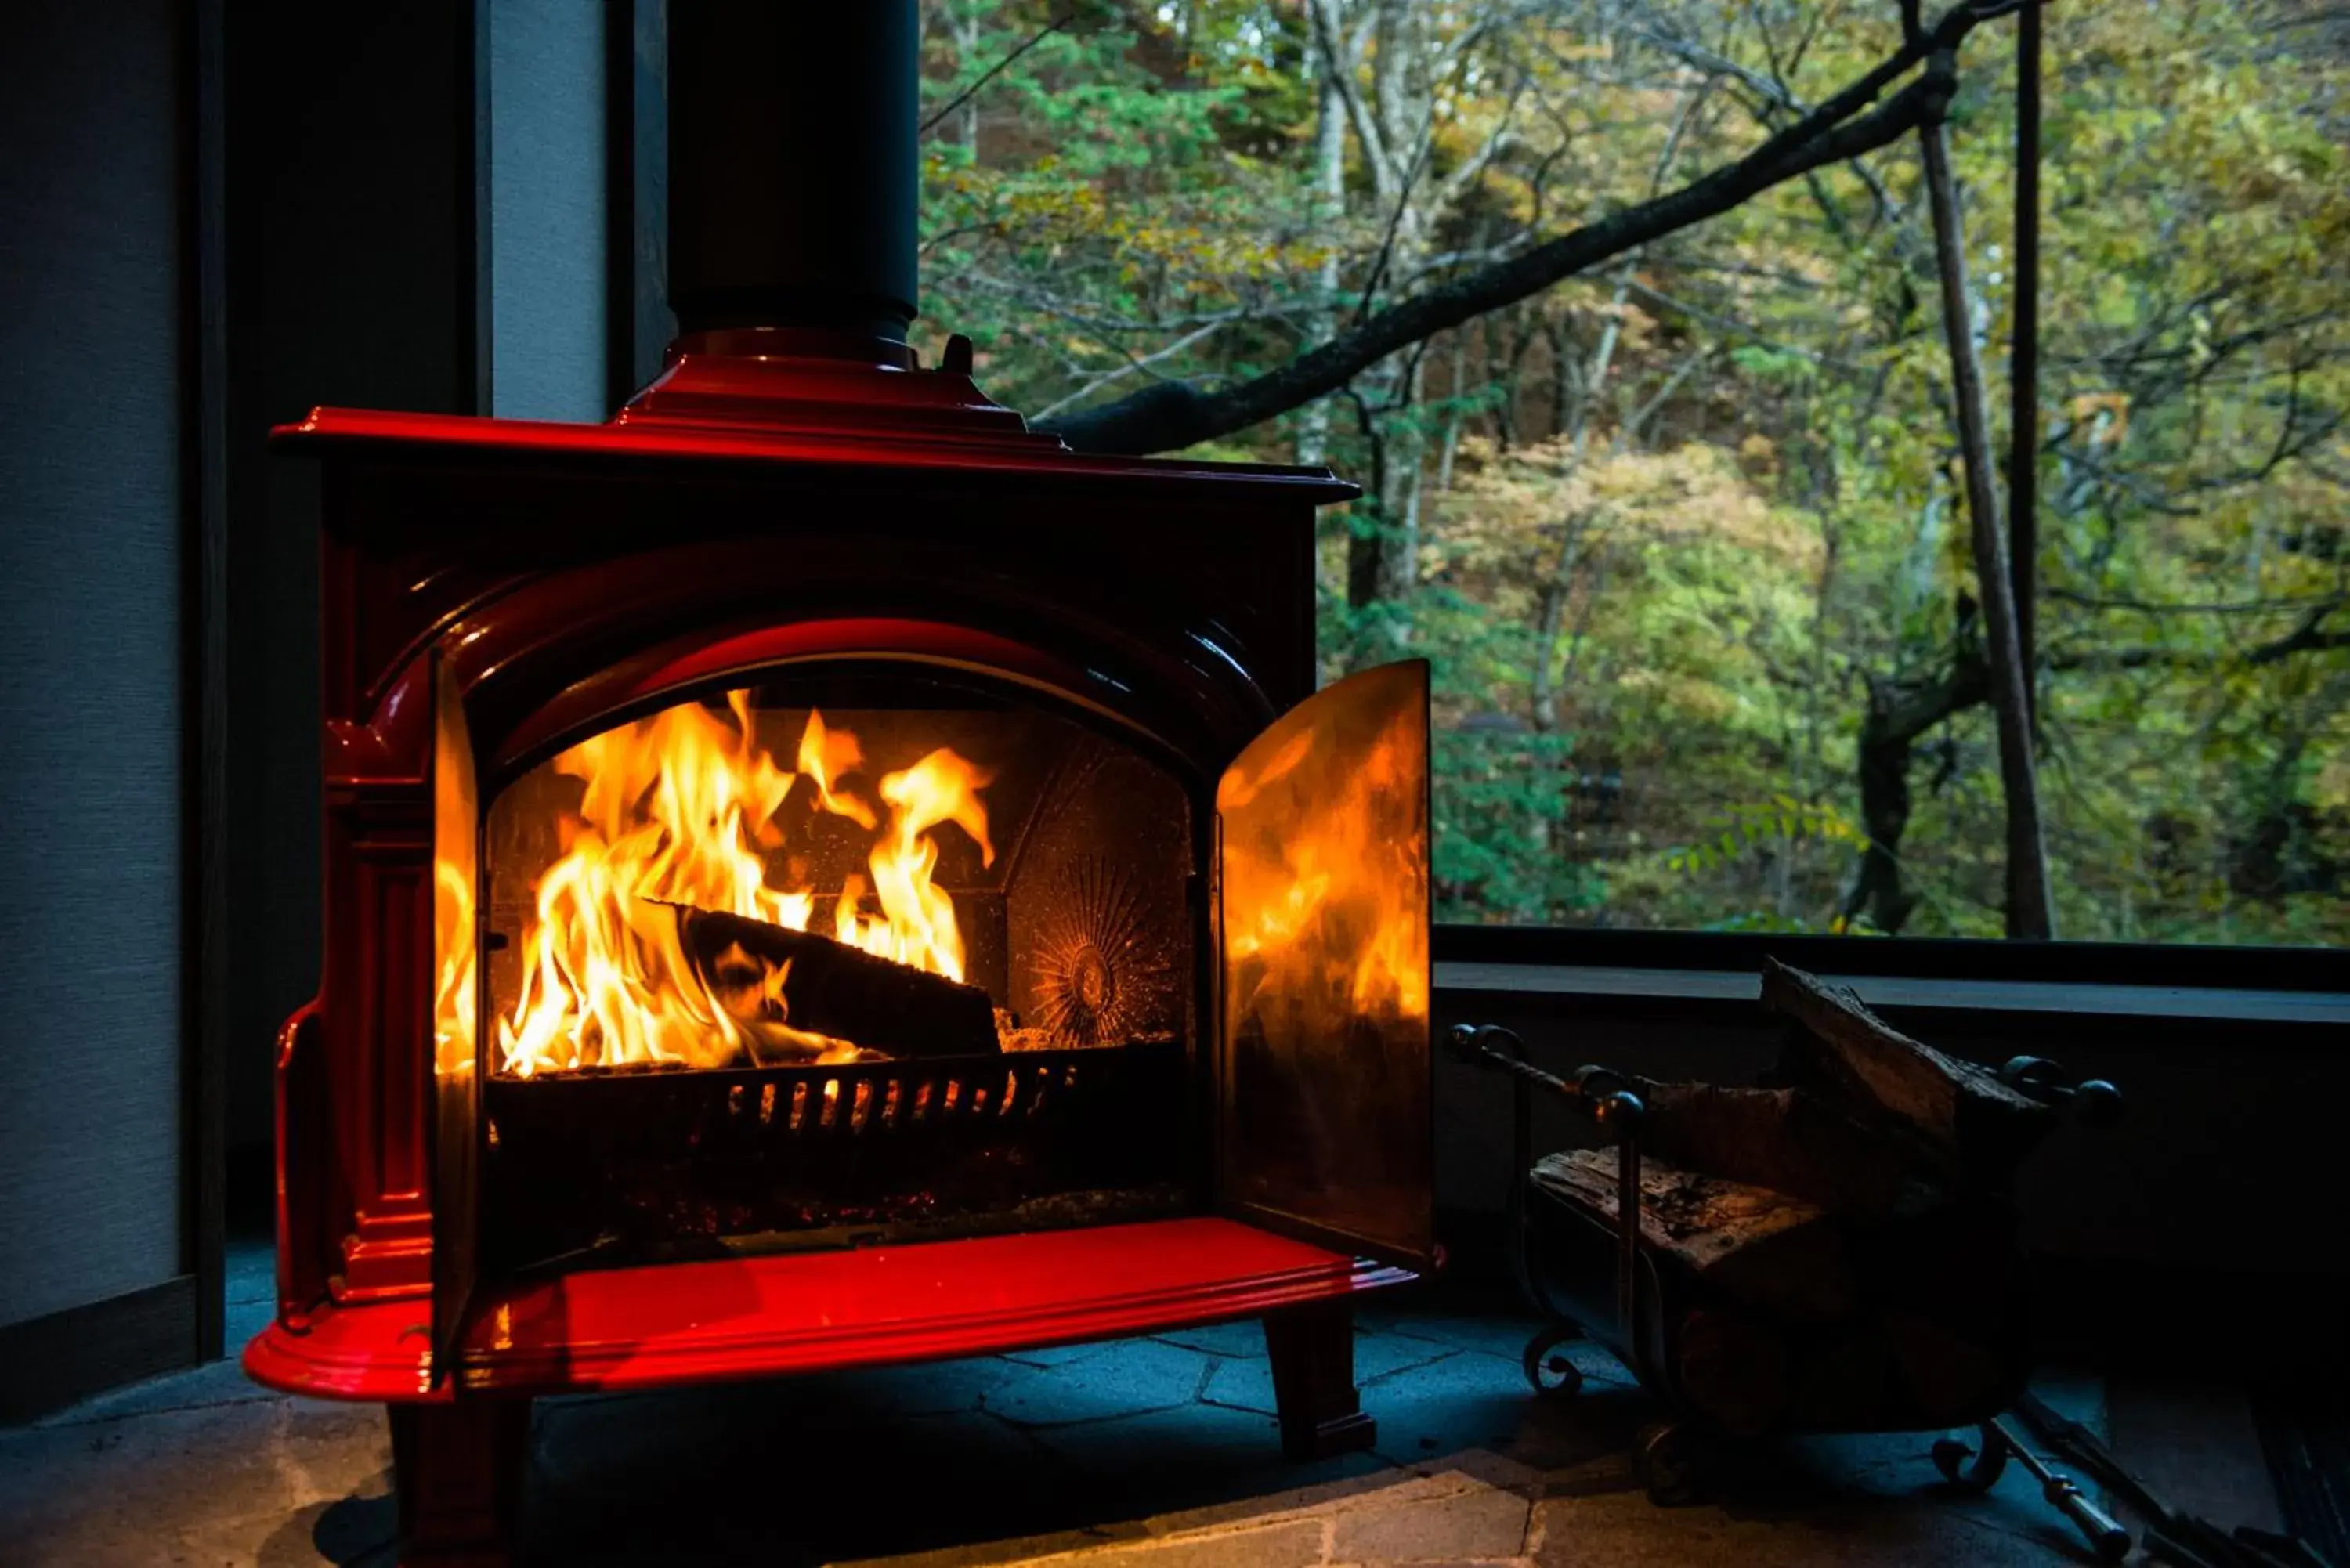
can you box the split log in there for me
[1629,1080,1947,1223]
[1784,1321,1894,1432]
[675,906,1000,1062]
[1531,1150,1857,1323]
[1884,1309,2017,1425]
[1760,957,2052,1180]
[1676,1305,1790,1436]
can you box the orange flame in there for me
[492,697,990,1077]
[1218,666,1429,1023]
[433,664,479,1079]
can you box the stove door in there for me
[1214,659,1433,1268]
[430,656,484,1386]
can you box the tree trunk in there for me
[1918,103,2056,938]
[953,5,982,157]
[2008,0,2044,728]
[1434,329,1468,491]
[1842,647,1989,933]
[1347,358,1425,624]
[1294,19,1349,473]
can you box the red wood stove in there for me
[241,11,1436,1563]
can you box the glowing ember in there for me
[492,695,993,1077]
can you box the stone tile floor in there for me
[0,1240,2260,1567]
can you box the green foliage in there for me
[920,0,2350,948]
[1663,798,1870,878]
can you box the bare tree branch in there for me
[1918,71,2055,938]
[920,10,1072,137]
[1042,3,2009,455]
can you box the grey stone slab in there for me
[985,1339,1214,1429]
[226,1237,277,1306]
[31,1353,278,1429]
[1358,1299,1548,1364]
[838,1525,1156,1568]
[2106,1371,2285,1536]
[1326,1483,1532,1562]
[1528,1483,2082,1566]
[1200,1357,1284,1418]
[1203,1336,1457,1419]
[1000,1340,1125,1369]
[1149,1321,1271,1360]
[0,1395,389,1568]
[2027,1371,2106,1443]
[1047,1519,1329,1568]
[0,1285,2133,1568]
[1127,1462,1507,1552]
[226,1293,278,1353]
[1365,1345,1643,1476]
[1035,1397,1390,1528]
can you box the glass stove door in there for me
[1214,659,1434,1268]
[430,655,484,1386]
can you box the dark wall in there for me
[0,2,188,1328]
[220,2,629,1162]
[221,5,490,1158]
[491,0,609,421]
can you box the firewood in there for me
[1784,1322,1895,1431]
[674,907,1000,1061]
[1759,957,2052,1180]
[1676,1306,1791,1436]
[1531,1150,1857,1324]
[1853,1199,2026,1328]
[1884,1309,2016,1425]
[1629,1080,1947,1223]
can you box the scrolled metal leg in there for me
[1932,1421,2011,1493]
[1522,1321,1584,1398]
[1631,1419,1702,1506]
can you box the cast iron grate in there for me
[480,1039,1190,1274]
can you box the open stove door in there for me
[429,656,485,1388]
[1214,659,1434,1269]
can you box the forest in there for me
[912,0,2350,946]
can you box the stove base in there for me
[1266,1296,1380,1461]
[246,1219,1415,1565]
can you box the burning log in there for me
[676,906,1000,1062]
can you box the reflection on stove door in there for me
[1216,659,1434,1268]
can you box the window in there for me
[917,1,2348,950]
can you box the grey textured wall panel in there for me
[492,0,609,421]
[0,2,186,1329]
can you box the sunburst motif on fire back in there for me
[1025,855,1174,1049]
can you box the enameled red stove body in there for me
[243,332,1434,1566]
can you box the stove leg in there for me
[387,1399,530,1567]
[1263,1300,1376,1461]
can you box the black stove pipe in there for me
[666,1,920,343]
